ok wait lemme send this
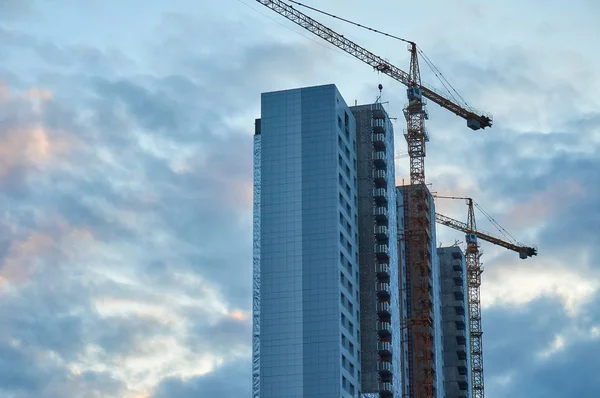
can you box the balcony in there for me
[377,361,392,377]
[458,363,468,376]
[374,244,389,260]
[457,345,467,359]
[374,225,388,239]
[454,290,465,301]
[373,118,386,133]
[454,284,464,295]
[377,321,391,338]
[376,263,390,281]
[377,300,391,316]
[373,188,387,202]
[379,382,393,397]
[376,282,391,301]
[453,269,464,279]
[373,169,387,185]
[372,103,386,120]
[373,151,387,168]
[374,205,388,221]
[457,359,468,375]
[378,341,392,357]
[372,133,386,150]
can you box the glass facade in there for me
[254,85,361,398]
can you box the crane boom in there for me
[255,0,492,130]
[435,213,538,258]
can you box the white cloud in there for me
[538,334,566,359]
[482,261,599,317]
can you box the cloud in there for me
[0,10,320,395]
[0,1,599,398]
[481,260,599,316]
[151,358,251,398]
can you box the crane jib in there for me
[257,0,493,131]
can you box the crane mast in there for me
[255,2,492,397]
[435,197,537,398]
[465,198,484,398]
[403,44,435,397]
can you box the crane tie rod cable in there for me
[286,0,414,45]
[285,0,473,110]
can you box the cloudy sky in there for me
[0,0,598,397]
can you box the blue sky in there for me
[0,0,599,397]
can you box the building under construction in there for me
[252,2,538,398]
[253,84,469,398]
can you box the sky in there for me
[0,0,599,397]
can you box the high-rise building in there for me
[438,246,471,398]
[253,84,363,398]
[352,104,400,397]
[396,186,445,397]
[253,83,462,398]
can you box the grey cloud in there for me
[152,358,251,398]
[1,3,598,398]
[483,295,600,398]
[0,0,34,21]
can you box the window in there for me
[348,341,354,356]
[338,116,343,130]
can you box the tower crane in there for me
[255,1,492,397]
[435,196,537,398]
